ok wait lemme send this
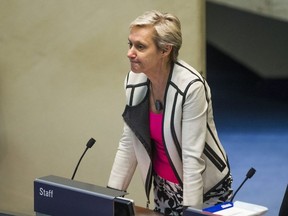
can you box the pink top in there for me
[149,111,179,184]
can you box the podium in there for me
[34,175,134,216]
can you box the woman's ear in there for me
[162,45,172,57]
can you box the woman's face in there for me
[127,26,164,75]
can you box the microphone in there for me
[230,167,256,202]
[71,138,96,180]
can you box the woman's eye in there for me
[137,44,145,50]
[128,42,132,48]
[127,42,145,51]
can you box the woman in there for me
[108,10,232,215]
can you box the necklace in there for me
[150,83,163,112]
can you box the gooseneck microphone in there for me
[71,138,96,180]
[230,167,256,202]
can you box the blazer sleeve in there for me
[107,122,138,191]
[181,80,208,209]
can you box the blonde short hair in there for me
[130,10,182,62]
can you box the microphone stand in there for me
[230,167,256,202]
[71,138,96,180]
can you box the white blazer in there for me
[108,60,231,209]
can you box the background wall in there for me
[0,1,205,215]
[207,0,288,79]
[208,0,288,22]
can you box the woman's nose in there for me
[127,47,136,59]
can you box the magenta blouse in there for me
[149,111,179,184]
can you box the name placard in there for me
[34,175,127,216]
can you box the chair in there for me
[279,184,288,216]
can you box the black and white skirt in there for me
[153,174,233,216]
[153,174,183,215]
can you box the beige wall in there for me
[0,1,205,215]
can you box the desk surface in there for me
[135,206,162,216]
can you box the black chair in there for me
[279,184,288,216]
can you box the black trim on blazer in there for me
[182,79,203,107]
[126,82,148,89]
[145,163,153,204]
[126,82,148,106]
[207,123,227,161]
[170,81,185,96]
[175,61,207,106]
[128,87,134,106]
[203,143,226,172]
[175,61,204,81]
[168,92,183,185]
[170,92,182,157]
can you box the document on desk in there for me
[215,207,262,216]
[209,201,268,216]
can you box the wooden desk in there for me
[135,206,162,216]
[135,206,220,216]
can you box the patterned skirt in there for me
[153,174,233,216]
